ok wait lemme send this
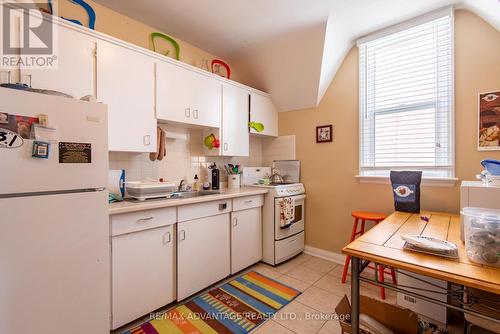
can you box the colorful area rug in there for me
[123,271,301,334]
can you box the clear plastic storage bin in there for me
[461,207,500,267]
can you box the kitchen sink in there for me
[167,190,221,199]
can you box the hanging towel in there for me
[149,127,167,161]
[280,197,295,228]
[158,127,166,160]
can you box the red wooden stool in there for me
[341,211,397,299]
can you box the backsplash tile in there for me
[109,125,268,186]
[262,135,296,166]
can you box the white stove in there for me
[243,168,306,266]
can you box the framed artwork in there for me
[478,91,500,151]
[316,125,332,143]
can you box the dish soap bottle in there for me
[193,174,200,191]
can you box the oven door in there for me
[274,194,305,240]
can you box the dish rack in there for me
[125,181,177,201]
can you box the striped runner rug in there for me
[122,271,301,334]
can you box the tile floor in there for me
[114,253,397,334]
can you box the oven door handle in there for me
[275,194,306,204]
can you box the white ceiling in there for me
[92,0,335,57]
[94,0,500,111]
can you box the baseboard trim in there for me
[304,245,346,265]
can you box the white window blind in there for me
[358,10,454,178]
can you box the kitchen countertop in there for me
[109,187,269,215]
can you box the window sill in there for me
[355,175,458,187]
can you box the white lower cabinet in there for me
[111,224,175,329]
[110,195,264,327]
[177,213,231,300]
[231,207,262,274]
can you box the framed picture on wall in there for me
[316,125,332,143]
[478,91,500,151]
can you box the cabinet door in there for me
[231,207,262,274]
[156,61,221,128]
[250,93,278,137]
[0,17,19,84]
[0,62,16,84]
[222,84,249,156]
[112,225,175,329]
[20,25,94,99]
[193,74,222,127]
[177,214,230,300]
[97,41,157,152]
[156,61,191,124]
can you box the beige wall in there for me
[278,10,500,254]
[43,0,231,70]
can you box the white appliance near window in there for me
[0,88,110,334]
[243,167,306,265]
[357,7,455,181]
[460,181,500,241]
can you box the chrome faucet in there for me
[178,179,186,192]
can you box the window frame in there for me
[356,6,456,186]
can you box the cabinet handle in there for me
[137,217,153,223]
[223,143,228,151]
[0,70,11,84]
[185,108,191,118]
[179,230,186,241]
[143,135,151,146]
[193,109,199,119]
[233,217,238,227]
[163,231,171,244]
[244,199,253,204]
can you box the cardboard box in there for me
[335,295,418,334]
[396,270,447,324]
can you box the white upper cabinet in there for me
[250,93,278,137]
[221,84,249,156]
[97,41,157,152]
[156,60,221,128]
[20,25,94,99]
[1,17,276,152]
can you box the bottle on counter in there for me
[209,163,220,190]
[193,174,200,191]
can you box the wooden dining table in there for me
[342,211,500,333]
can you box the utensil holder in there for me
[228,174,241,189]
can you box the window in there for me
[358,8,454,180]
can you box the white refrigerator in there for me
[0,88,110,334]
